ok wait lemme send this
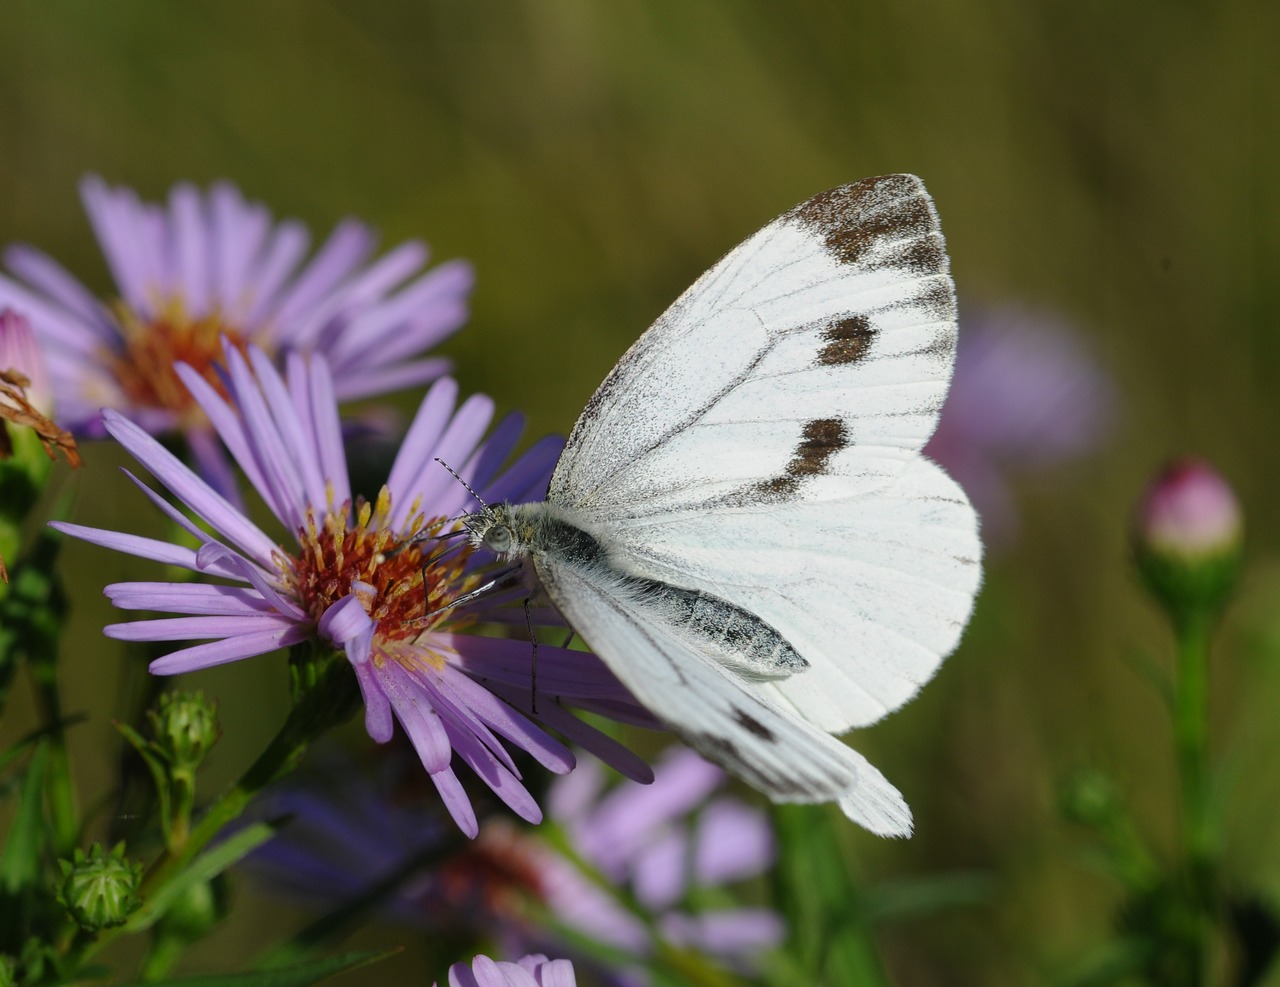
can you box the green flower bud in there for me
[148,690,220,771]
[56,842,142,931]
[1133,458,1242,621]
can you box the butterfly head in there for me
[463,502,535,561]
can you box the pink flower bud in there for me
[1133,458,1242,618]
[1137,459,1242,560]
[0,308,52,415]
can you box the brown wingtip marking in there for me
[792,175,937,267]
[818,314,877,366]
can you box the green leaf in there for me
[113,720,169,784]
[770,803,883,982]
[127,821,279,932]
[0,740,49,952]
[112,948,400,987]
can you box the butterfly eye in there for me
[485,524,513,554]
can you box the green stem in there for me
[138,929,186,982]
[1172,606,1217,984]
[166,769,195,853]
[1174,608,1215,885]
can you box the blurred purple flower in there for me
[925,305,1114,544]
[0,176,472,482]
[437,954,577,987]
[548,747,782,963]
[52,343,651,835]
[243,747,778,976]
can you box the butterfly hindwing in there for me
[533,553,915,836]
[604,455,982,731]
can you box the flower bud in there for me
[1133,458,1242,619]
[147,690,220,772]
[0,309,79,583]
[56,842,142,931]
[0,310,51,416]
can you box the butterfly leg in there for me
[524,596,540,714]
[404,566,523,626]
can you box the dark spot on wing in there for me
[790,175,938,270]
[818,314,877,366]
[754,418,848,498]
[734,708,776,741]
[693,732,741,764]
[909,278,958,323]
[791,418,846,476]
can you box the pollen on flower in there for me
[107,298,255,423]
[287,489,479,647]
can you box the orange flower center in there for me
[287,489,478,646]
[107,298,255,422]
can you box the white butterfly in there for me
[467,175,982,836]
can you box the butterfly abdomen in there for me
[626,578,808,680]
[521,504,807,680]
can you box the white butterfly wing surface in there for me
[535,558,914,837]
[505,175,980,834]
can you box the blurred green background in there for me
[1,1,1278,983]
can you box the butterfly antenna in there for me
[435,458,489,510]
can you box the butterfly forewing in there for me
[549,174,957,517]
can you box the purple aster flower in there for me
[0,176,472,483]
[52,342,651,836]
[437,954,576,987]
[925,304,1114,544]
